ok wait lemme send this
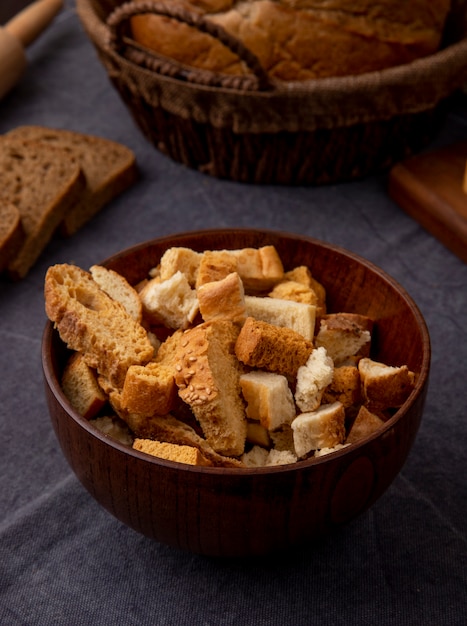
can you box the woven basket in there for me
[76,0,467,184]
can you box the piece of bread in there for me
[0,139,86,279]
[197,271,247,324]
[120,361,177,417]
[315,313,373,364]
[269,265,327,318]
[61,352,108,419]
[5,126,137,236]
[45,263,154,387]
[139,271,199,329]
[294,347,334,412]
[246,421,271,448]
[242,445,297,467]
[245,295,316,341]
[130,0,450,81]
[196,249,239,287]
[291,402,346,458]
[322,364,361,409]
[174,320,247,456]
[229,246,284,291]
[0,203,25,273]
[358,357,415,409]
[133,438,213,466]
[240,370,296,431]
[159,246,202,286]
[235,316,313,379]
[90,264,143,322]
[91,415,134,445]
[346,405,385,444]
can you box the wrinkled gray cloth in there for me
[1,2,466,625]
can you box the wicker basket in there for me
[76,0,467,184]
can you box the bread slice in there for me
[61,352,107,419]
[44,263,154,387]
[0,203,25,273]
[5,126,138,235]
[90,264,143,322]
[291,402,346,458]
[0,138,86,279]
[133,438,212,466]
[173,320,247,457]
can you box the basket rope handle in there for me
[106,0,272,90]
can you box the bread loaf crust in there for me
[130,0,451,81]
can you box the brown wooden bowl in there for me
[42,229,430,557]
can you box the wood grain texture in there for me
[42,229,431,557]
[389,141,467,263]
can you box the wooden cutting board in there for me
[388,141,467,263]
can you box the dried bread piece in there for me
[91,415,134,445]
[229,246,284,291]
[159,246,202,285]
[246,421,271,448]
[235,317,313,379]
[133,438,212,466]
[0,139,86,279]
[197,272,246,324]
[242,446,297,467]
[90,265,143,322]
[121,362,177,416]
[139,271,199,329]
[174,320,247,456]
[240,370,296,430]
[196,250,239,287]
[45,263,154,387]
[322,364,362,408]
[292,402,346,458]
[0,203,25,273]
[5,126,137,236]
[295,347,334,412]
[61,352,107,419]
[269,265,327,318]
[245,295,316,341]
[315,313,373,364]
[358,357,415,409]
[346,405,385,445]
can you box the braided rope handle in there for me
[106,0,272,90]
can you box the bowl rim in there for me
[42,227,431,475]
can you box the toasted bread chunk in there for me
[358,357,415,409]
[246,421,271,448]
[45,264,154,387]
[322,363,362,408]
[245,295,316,341]
[229,245,284,291]
[240,370,296,431]
[90,265,143,322]
[197,272,246,324]
[235,317,313,379]
[292,402,346,457]
[159,246,202,285]
[91,415,134,445]
[315,313,373,364]
[295,347,334,412]
[174,321,247,457]
[133,438,212,466]
[282,266,327,316]
[242,446,297,467]
[61,352,107,419]
[196,249,239,287]
[139,271,199,329]
[121,362,177,416]
[346,405,385,444]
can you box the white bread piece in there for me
[242,446,297,467]
[133,438,212,466]
[121,361,177,417]
[315,313,372,364]
[139,271,199,329]
[197,272,246,324]
[235,316,313,379]
[90,264,143,322]
[174,321,247,457]
[5,126,137,236]
[358,357,415,409]
[291,402,346,458]
[45,264,154,387]
[295,347,334,412]
[61,352,107,419]
[159,246,202,286]
[240,370,296,431]
[346,405,385,445]
[245,295,316,341]
[322,363,362,408]
[91,415,134,446]
[0,203,25,273]
[314,443,350,457]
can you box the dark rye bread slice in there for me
[0,203,25,273]
[0,139,86,279]
[6,126,138,236]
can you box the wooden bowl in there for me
[42,229,430,557]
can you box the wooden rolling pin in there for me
[0,0,63,100]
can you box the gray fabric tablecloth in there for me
[1,3,466,625]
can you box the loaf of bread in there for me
[130,0,451,81]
